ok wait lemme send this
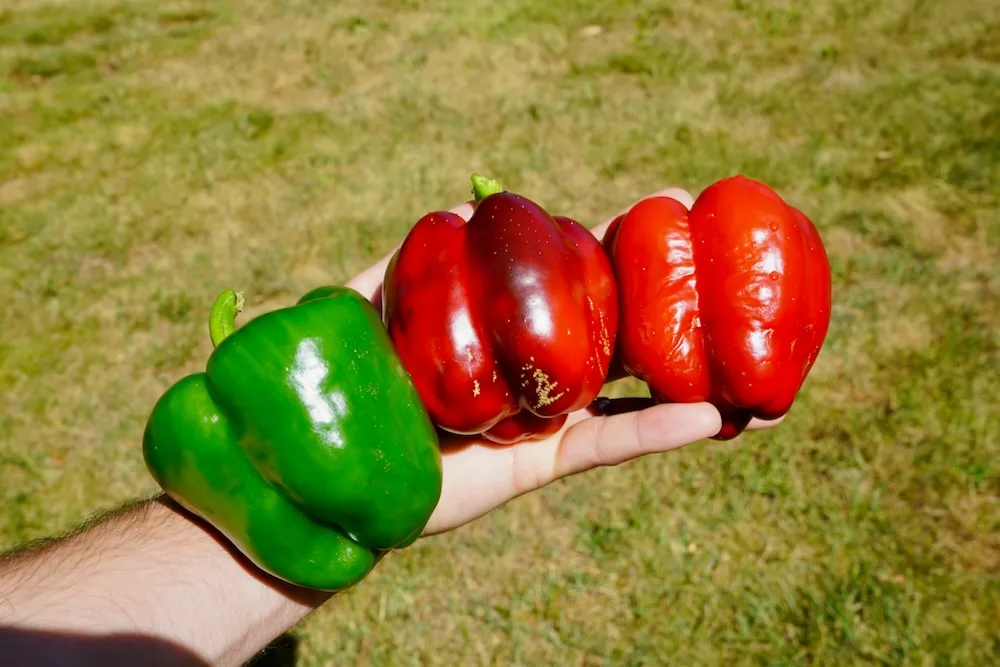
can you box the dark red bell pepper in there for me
[603,175,831,440]
[382,174,618,444]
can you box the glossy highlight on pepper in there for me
[142,285,443,590]
[381,174,619,444]
[604,175,832,439]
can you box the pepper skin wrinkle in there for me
[382,175,618,444]
[604,175,831,440]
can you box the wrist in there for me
[0,495,333,667]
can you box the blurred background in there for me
[1,0,997,664]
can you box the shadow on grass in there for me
[247,633,300,667]
[0,628,300,666]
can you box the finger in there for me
[344,200,476,302]
[746,415,786,430]
[447,200,475,221]
[587,398,786,433]
[422,401,656,535]
[553,402,722,480]
[344,257,394,303]
[590,187,695,242]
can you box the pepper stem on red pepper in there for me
[471,173,504,202]
[209,289,245,348]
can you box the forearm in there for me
[0,495,330,667]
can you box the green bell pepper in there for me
[142,285,443,591]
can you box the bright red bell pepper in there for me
[382,175,618,444]
[603,175,831,440]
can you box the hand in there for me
[0,186,784,667]
[345,187,783,536]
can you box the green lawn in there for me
[2,0,998,664]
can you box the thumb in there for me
[553,402,723,479]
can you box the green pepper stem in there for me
[209,289,245,348]
[471,173,504,202]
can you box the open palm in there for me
[345,187,781,536]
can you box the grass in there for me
[2,0,998,664]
